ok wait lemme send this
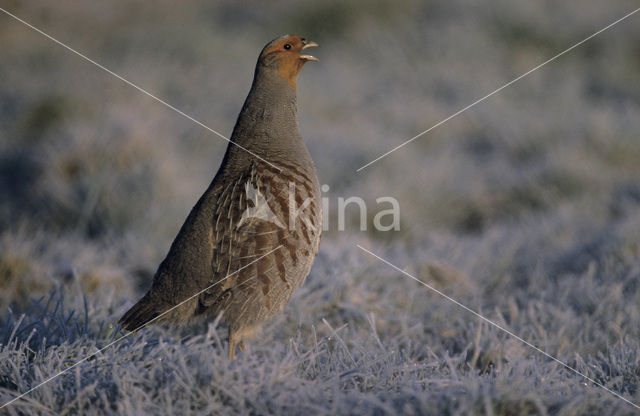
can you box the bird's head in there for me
[257,35,318,88]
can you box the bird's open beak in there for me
[300,41,319,62]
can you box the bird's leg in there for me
[238,340,246,352]
[228,341,236,360]
[228,329,236,360]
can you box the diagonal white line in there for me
[356,7,640,172]
[356,244,640,411]
[0,7,281,172]
[0,245,283,410]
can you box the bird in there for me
[119,35,322,359]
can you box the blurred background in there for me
[2,0,639,307]
[1,1,640,413]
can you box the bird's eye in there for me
[283,43,292,50]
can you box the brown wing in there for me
[197,162,289,323]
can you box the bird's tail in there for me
[119,294,160,332]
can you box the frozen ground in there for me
[1,1,640,414]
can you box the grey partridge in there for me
[119,35,322,359]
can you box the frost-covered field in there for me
[1,1,640,414]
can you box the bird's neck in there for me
[231,68,301,149]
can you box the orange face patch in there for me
[262,36,305,56]
[261,36,310,89]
